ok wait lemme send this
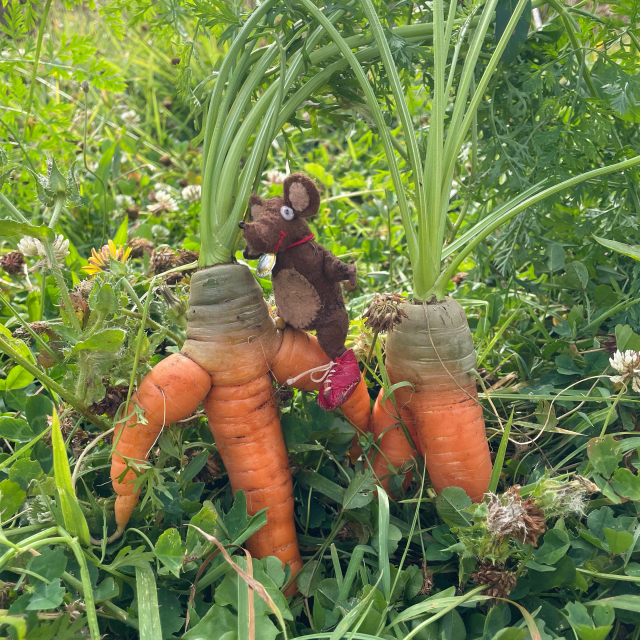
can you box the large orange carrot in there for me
[203,374,303,584]
[370,389,420,493]
[108,266,371,591]
[271,327,371,438]
[382,299,492,502]
[110,353,212,537]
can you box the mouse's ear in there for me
[248,193,265,220]
[283,173,320,218]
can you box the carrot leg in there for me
[111,353,212,532]
[203,373,303,592]
[271,327,371,454]
[370,389,419,494]
[397,384,492,502]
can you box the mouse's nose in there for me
[238,221,245,229]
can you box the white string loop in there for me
[286,362,334,386]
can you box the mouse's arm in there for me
[323,249,357,288]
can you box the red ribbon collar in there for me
[272,231,314,253]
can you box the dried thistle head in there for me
[362,293,408,333]
[0,250,25,275]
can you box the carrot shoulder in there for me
[111,353,211,530]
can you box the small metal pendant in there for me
[256,253,277,278]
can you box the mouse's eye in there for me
[280,206,295,221]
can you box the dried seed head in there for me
[0,250,25,275]
[129,237,154,259]
[362,293,409,333]
[126,204,141,221]
[150,246,177,276]
[12,321,52,342]
[470,561,517,599]
[90,384,128,419]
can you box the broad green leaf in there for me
[51,409,90,545]
[93,578,119,602]
[494,0,531,64]
[0,418,34,442]
[8,458,43,490]
[158,588,185,639]
[587,436,622,479]
[0,220,54,241]
[186,502,219,557]
[224,490,249,540]
[3,366,34,390]
[609,468,640,500]
[135,563,163,640]
[72,328,125,354]
[297,560,325,597]
[603,527,634,555]
[25,394,53,434]
[436,487,472,526]
[181,450,209,484]
[535,529,570,565]
[491,629,527,640]
[588,595,640,613]
[182,604,239,640]
[155,528,184,578]
[0,480,26,519]
[438,609,467,640]
[28,547,67,582]
[342,470,375,509]
[26,580,65,610]
[298,470,345,503]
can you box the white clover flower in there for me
[17,234,69,271]
[154,182,171,192]
[148,190,179,214]
[609,349,640,392]
[1,50,10,59]
[121,110,140,126]
[17,236,43,257]
[266,170,287,185]
[181,184,201,202]
[116,194,134,208]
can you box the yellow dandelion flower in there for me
[83,239,132,277]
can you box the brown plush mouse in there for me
[239,172,361,409]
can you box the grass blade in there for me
[487,410,514,493]
[377,486,391,601]
[135,563,163,640]
[51,409,90,546]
